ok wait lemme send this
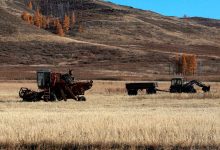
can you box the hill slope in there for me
[0,0,220,80]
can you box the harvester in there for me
[19,69,93,102]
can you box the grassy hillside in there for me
[0,0,220,80]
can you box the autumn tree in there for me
[56,20,64,36]
[192,55,197,74]
[51,19,57,29]
[29,15,33,24]
[34,8,42,28]
[189,54,197,75]
[42,16,48,29]
[21,12,31,24]
[63,14,70,32]
[27,1,33,10]
[185,55,191,74]
[46,17,51,29]
[175,53,197,75]
[184,54,197,75]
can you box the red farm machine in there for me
[19,69,93,102]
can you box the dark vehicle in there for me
[169,77,210,93]
[126,82,158,95]
[126,77,210,96]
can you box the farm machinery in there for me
[169,77,210,93]
[19,70,93,102]
[126,77,210,95]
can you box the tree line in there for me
[21,0,83,36]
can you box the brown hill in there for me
[0,0,220,80]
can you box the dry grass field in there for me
[0,81,219,149]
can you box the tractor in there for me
[19,69,93,102]
[169,77,210,93]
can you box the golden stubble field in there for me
[0,81,219,149]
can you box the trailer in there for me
[126,82,158,95]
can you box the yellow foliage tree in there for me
[34,9,42,28]
[191,55,197,75]
[29,15,33,24]
[21,12,31,24]
[63,14,70,32]
[175,53,197,75]
[56,20,64,36]
[185,55,192,74]
[42,16,48,29]
[27,1,33,10]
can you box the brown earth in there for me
[0,0,220,80]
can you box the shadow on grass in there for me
[0,142,219,150]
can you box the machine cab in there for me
[37,70,51,89]
[170,77,185,93]
[171,77,184,86]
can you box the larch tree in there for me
[27,1,33,10]
[52,19,57,28]
[174,53,197,75]
[191,55,197,75]
[21,12,31,23]
[34,8,42,28]
[46,17,51,29]
[56,20,65,36]
[185,54,192,75]
[63,14,70,32]
[185,54,197,75]
[42,16,48,29]
[29,15,33,24]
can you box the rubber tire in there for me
[147,88,156,94]
[128,90,138,96]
